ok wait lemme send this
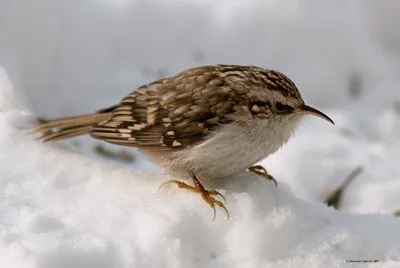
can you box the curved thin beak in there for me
[294,104,334,125]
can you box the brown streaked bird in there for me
[32,65,334,220]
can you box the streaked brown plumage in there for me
[35,65,303,148]
[32,64,334,220]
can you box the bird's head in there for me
[246,68,334,125]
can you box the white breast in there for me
[169,115,301,181]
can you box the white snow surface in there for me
[1,0,400,267]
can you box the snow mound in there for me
[1,68,400,267]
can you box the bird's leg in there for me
[248,165,278,187]
[158,173,229,221]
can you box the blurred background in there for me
[1,0,400,214]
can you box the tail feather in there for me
[39,125,93,142]
[32,106,116,142]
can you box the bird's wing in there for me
[90,67,238,150]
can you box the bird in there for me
[31,64,334,220]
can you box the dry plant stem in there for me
[324,166,363,210]
[158,173,229,221]
[248,165,278,187]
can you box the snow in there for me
[1,0,400,267]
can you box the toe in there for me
[213,199,230,220]
[207,190,227,204]
[158,180,181,192]
[158,180,196,193]
[201,193,230,221]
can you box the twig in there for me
[324,166,363,210]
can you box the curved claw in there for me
[204,195,230,221]
[210,202,230,222]
[208,190,227,205]
[212,206,216,222]
[248,165,278,187]
[158,180,187,193]
[268,176,278,187]
[219,203,230,221]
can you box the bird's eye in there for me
[275,102,294,113]
[275,102,286,112]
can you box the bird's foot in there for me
[158,173,229,221]
[248,165,278,187]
